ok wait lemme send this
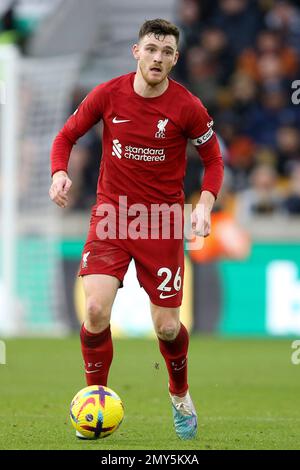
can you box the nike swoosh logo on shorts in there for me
[85,369,101,374]
[159,292,178,300]
[113,116,131,123]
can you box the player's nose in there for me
[153,52,163,63]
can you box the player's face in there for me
[133,34,179,86]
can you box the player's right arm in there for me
[49,83,107,208]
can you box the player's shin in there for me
[158,322,189,396]
[80,324,113,386]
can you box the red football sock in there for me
[158,323,189,396]
[80,324,113,386]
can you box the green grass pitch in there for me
[0,336,299,450]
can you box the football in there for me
[70,385,124,439]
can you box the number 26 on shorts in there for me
[157,267,182,293]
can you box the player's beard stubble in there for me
[138,61,172,87]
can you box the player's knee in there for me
[86,298,110,329]
[156,322,179,341]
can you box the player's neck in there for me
[133,70,169,98]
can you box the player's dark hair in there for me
[138,19,180,46]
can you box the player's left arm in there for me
[192,133,224,237]
[185,98,224,237]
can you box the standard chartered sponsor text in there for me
[124,145,165,162]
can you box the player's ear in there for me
[132,44,140,61]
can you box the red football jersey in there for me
[51,72,223,207]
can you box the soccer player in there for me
[49,19,223,440]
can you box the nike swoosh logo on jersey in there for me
[159,292,178,300]
[113,117,131,124]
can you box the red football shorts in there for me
[78,211,184,308]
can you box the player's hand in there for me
[49,171,72,208]
[191,205,211,237]
[191,190,215,237]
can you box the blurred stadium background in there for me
[1,0,300,339]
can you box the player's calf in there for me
[80,324,113,386]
